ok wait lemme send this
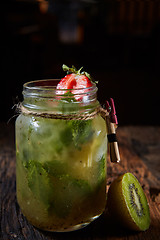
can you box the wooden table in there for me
[1,123,160,240]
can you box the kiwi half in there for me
[107,173,150,231]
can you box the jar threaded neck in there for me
[22,79,98,115]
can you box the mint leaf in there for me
[62,91,76,103]
[43,160,68,177]
[97,155,106,184]
[27,160,53,208]
[68,119,94,149]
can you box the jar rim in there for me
[22,79,99,113]
[23,79,97,91]
[23,79,98,99]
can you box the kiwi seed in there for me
[129,183,144,217]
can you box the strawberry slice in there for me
[74,75,92,89]
[72,75,92,100]
[56,73,76,90]
[56,65,93,101]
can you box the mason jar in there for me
[16,79,108,232]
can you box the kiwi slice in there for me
[107,173,150,231]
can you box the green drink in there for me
[16,78,107,232]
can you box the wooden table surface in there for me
[1,122,160,240]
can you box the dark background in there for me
[1,0,160,125]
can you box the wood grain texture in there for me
[0,123,160,240]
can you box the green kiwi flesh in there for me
[107,173,150,231]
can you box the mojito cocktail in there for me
[16,66,107,232]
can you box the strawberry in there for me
[56,73,76,90]
[56,64,95,101]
